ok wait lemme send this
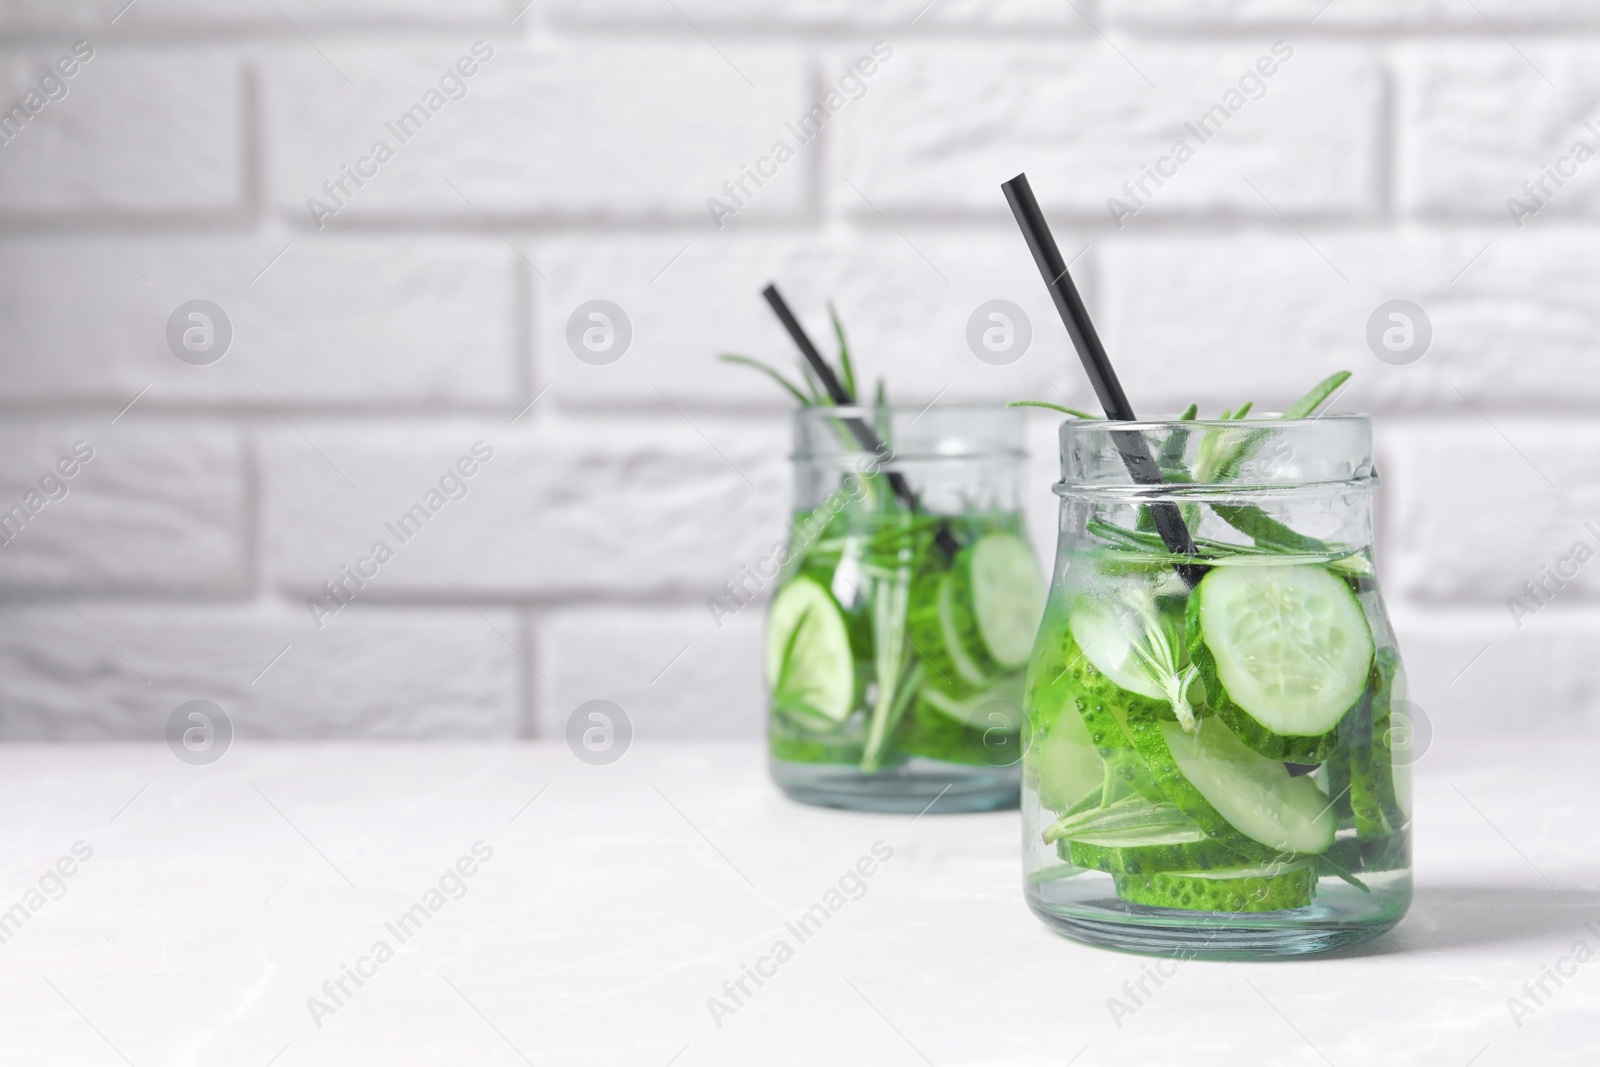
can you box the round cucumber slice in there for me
[1034,695,1104,813]
[1192,564,1373,761]
[908,573,978,699]
[1114,861,1315,912]
[919,673,1023,730]
[1156,717,1336,857]
[965,533,1046,668]
[1064,825,1243,876]
[937,574,991,686]
[1070,605,1167,702]
[765,578,855,725]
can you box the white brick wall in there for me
[0,1,1594,742]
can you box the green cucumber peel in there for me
[906,573,988,693]
[1065,826,1244,877]
[1053,636,1171,806]
[1352,649,1408,841]
[1370,648,1408,827]
[943,554,1002,679]
[1324,744,1355,828]
[1114,861,1316,912]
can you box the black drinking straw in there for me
[1000,173,1204,587]
[762,283,959,555]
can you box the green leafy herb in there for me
[1315,848,1372,893]
[828,301,857,401]
[718,354,812,406]
[1284,370,1351,419]
[1042,793,1195,845]
[1006,400,1098,419]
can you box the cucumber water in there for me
[767,507,1045,772]
[1022,384,1411,946]
[734,306,1045,811]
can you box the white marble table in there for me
[0,739,1593,1066]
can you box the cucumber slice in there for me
[1064,825,1244,876]
[1034,695,1104,813]
[906,572,985,697]
[905,571,989,692]
[1163,719,1336,856]
[937,574,991,686]
[1190,564,1373,762]
[1323,742,1355,828]
[1069,606,1167,702]
[1122,710,1335,859]
[963,533,1046,669]
[1386,654,1414,822]
[765,578,855,725]
[1023,617,1106,811]
[918,673,1023,730]
[1353,650,1409,841]
[1055,635,1171,806]
[1114,861,1316,913]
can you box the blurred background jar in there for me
[766,404,1046,814]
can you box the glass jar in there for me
[767,405,1046,814]
[1022,414,1411,957]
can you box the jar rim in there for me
[1056,411,1376,492]
[792,403,1026,460]
[793,403,1024,419]
[1058,412,1369,433]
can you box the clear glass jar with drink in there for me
[1022,412,1412,957]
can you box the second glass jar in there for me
[766,405,1045,813]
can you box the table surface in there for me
[0,738,1593,1066]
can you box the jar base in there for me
[1026,879,1410,960]
[771,758,1019,814]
